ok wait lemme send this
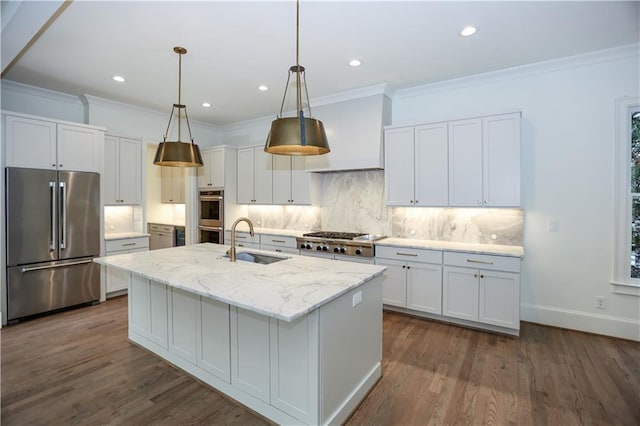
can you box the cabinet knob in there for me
[407,266,411,269]
[410,200,414,204]
[474,273,478,278]
[51,163,56,167]
[480,274,484,278]
[59,164,63,167]
[483,200,488,204]
[402,265,406,269]
[477,200,482,205]
[415,200,419,204]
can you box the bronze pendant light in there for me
[264,0,330,156]
[154,46,203,167]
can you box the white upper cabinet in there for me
[198,147,226,189]
[4,113,103,173]
[273,156,311,205]
[482,113,521,206]
[386,112,520,208]
[385,122,449,206]
[237,146,273,204]
[161,166,184,203]
[448,118,483,206]
[104,135,142,205]
[449,113,521,207]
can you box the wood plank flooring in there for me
[2,296,638,425]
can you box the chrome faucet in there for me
[229,217,255,262]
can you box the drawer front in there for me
[224,230,260,244]
[149,224,174,233]
[444,251,520,273]
[259,234,297,249]
[375,245,442,264]
[106,237,150,253]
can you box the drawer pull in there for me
[396,252,418,257]
[466,259,494,265]
[271,239,286,243]
[121,243,137,247]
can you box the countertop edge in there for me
[375,238,524,258]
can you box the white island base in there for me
[127,272,383,425]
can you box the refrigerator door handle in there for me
[21,259,93,273]
[49,181,56,252]
[59,181,66,250]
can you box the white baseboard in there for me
[521,303,640,341]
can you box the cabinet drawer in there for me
[106,237,150,253]
[259,235,297,249]
[443,251,520,273]
[375,245,442,264]
[149,224,174,233]
[224,230,260,244]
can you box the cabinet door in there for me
[254,148,273,204]
[415,123,448,206]
[106,265,127,293]
[272,155,292,204]
[479,270,520,329]
[198,298,231,382]
[4,115,57,169]
[237,148,255,203]
[384,127,415,206]
[442,266,478,321]
[270,312,319,424]
[129,274,149,336]
[161,166,184,203]
[169,288,199,364]
[482,113,521,206]
[448,118,482,206]
[290,156,310,204]
[148,281,169,348]
[210,148,226,188]
[407,262,442,314]
[118,137,141,204]
[376,258,407,307]
[57,124,101,172]
[197,149,213,188]
[230,307,270,402]
[103,136,120,204]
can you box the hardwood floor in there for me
[2,296,638,425]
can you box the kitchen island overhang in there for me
[95,243,386,425]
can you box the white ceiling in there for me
[3,1,639,126]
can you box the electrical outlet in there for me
[352,291,362,307]
[548,220,559,232]
[596,296,606,309]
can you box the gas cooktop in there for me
[297,231,387,258]
[302,231,366,240]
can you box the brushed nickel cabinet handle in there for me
[466,259,494,265]
[396,252,418,257]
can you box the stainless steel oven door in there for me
[199,190,223,227]
[199,226,224,244]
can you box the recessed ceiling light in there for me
[460,26,477,37]
[349,59,361,67]
[202,102,212,108]
[112,75,126,82]
[258,85,269,91]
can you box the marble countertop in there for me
[375,237,524,257]
[105,232,150,241]
[95,243,385,322]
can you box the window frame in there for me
[612,96,640,296]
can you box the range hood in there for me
[304,93,391,172]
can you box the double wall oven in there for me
[198,190,224,244]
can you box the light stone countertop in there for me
[375,237,524,257]
[94,243,386,322]
[225,227,304,238]
[104,232,150,241]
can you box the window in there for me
[613,97,640,295]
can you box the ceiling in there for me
[2,1,639,126]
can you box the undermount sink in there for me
[225,251,290,265]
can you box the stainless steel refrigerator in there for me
[5,167,101,323]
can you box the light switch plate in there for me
[352,291,362,307]
[548,220,559,232]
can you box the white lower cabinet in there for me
[230,307,271,403]
[126,275,383,425]
[270,313,319,423]
[169,288,199,364]
[199,298,231,382]
[376,246,443,314]
[105,237,149,295]
[259,234,299,255]
[442,251,520,331]
[129,275,168,348]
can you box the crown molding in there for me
[394,44,640,100]
[1,79,82,105]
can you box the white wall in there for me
[392,45,640,340]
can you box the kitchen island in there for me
[95,243,385,425]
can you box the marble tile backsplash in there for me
[104,205,143,234]
[248,170,523,246]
